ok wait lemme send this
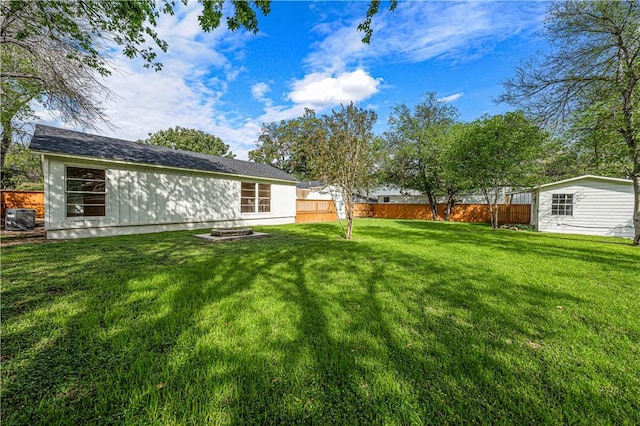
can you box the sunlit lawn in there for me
[2,219,639,424]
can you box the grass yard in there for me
[1,219,639,425]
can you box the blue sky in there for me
[40,1,551,159]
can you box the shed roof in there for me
[536,174,632,190]
[29,125,298,183]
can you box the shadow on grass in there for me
[1,220,638,424]
[387,219,639,269]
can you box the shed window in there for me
[66,167,106,217]
[551,193,573,216]
[383,196,390,203]
[241,182,270,213]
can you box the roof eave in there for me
[535,174,632,190]
[32,150,299,184]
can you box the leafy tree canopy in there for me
[139,127,234,158]
[1,0,394,170]
[499,0,640,243]
[449,111,547,229]
[381,92,460,220]
[249,109,319,180]
[1,0,394,76]
[310,103,380,239]
[1,143,43,190]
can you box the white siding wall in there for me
[375,192,521,204]
[297,187,334,201]
[537,178,634,238]
[296,186,347,219]
[377,194,431,204]
[44,156,296,239]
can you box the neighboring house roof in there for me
[296,181,326,189]
[29,125,298,183]
[535,174,632,190]
[368,186,422,197]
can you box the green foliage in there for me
[451,112,546,189]
[358,0,398,43]
[450,112,547,229]
[381,92,461,219]
[2,220,639,424]
[250,104,381,239]
[0,42,41,170]
[1,0,392,173]
[249,109,318,180]
[310,103,380,239]
[564,100,634,177]
[139,127,234,158]
[500,0,640,243]
[1,143,43,190]
[1,1,273,75]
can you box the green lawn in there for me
[2,219,639,425]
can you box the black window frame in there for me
[66,166,107,218]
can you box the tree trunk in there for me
[492,202,499,230]
[482,188,499,230]
[345,198,354,240]
[1,119,12,171]
[633,173,640,246]
[427,192,438,220]
[444,192,456,221]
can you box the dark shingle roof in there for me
[296,181,326,189]
[29,125,298,183]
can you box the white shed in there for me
[532,175,634,238]
[29,125,298,239]
[296,181,346,219]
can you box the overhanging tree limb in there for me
[500,0,640,245]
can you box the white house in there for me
[532,175,634,238]
[29,125,298,239]
[296,181,346,219]
[371,186,532,205]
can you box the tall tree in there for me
[1,0,393,171]
[139,127,234,158]
[381,92,460,220]
[1,143,43,190]
[500,0,640,245]
[309,103,379,240]
[249,109,319,180]
[450,112,546,230]
[0,7,114,169]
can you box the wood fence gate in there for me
[296,200,338,223]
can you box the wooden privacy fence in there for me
[296,199,338,223]
[297,201,531,225]
[1,191,45,218]
[361,203,531,224]
[296,200,374,223]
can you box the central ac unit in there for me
[5,208,36,231]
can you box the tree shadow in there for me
[2,222,638,424]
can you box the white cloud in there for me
[33,1,547,161]
[286,69,382,109]
[255,104,310,127]
[439,93,464,103]
[37,2,263,159]
[251,82,271,102]
[305,1,546,70]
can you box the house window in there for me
[383,196,390,203]
[66,167,106,217]
[241,182,271,213]
[551,193,573,216]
